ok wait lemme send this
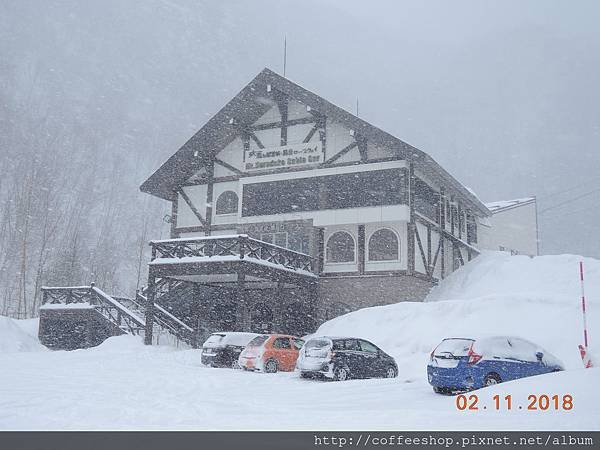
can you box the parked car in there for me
[296,336,398,381]
[238,334,304,373]
[427,336,565,394]
[201,332,261,368]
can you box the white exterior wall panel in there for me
[479,202,538,256]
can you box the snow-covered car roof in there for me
[202,332,262,348]
[437,336,564,368]
[305,336,374,342]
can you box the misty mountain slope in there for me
[2,0,599,318]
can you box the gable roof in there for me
[140,68,490,216]
[486,197,536,214]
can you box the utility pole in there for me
[283,36,287,77]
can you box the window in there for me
[242,168,407,217]
[247,335,269,347]
[359,340,379,354]
[326,231,355,263]
[273,337,291,349]
[368,228,399,261]
[293,339,305,350]
[333,339,360,351]
[466,214,478,243]
[413,177,440,223]
[215,190,238,215]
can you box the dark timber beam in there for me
[204,158,215,235]
[431,238,442,274]
[316,228,325,274]
[439,187,446,279]
[427,224,432,269]
[235,269,248,331]
[170,198,179,238]
[250,116,315,131]
[303,123,320,143]
[358,225,366,275]
[414,226,430,277]
[356,133,368,162]
[214,158,243,176]
[242,130,250,162]
[144,269,156,345]
[324,141,357,165]
[249,132,265,149]
[273,90,289,146]
[406,161,416,275]
[177,188,206,227]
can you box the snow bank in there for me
[426,251,599,304]
[316,252,599,378]
[0,316,45,353]
[86,335,176,354]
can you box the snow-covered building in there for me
[43,69,547,349]
[479,197,539,256]
[136,68,492,343]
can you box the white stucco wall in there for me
[478,202,538,256]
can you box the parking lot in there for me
[1,335,598,431]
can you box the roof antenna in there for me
[283,35,287,77]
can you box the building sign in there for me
[245,141,324,172]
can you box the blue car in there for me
[427,336,564,394]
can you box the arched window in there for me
[326,231,355,263]
[215,191,238,215]
[368,228,399,261]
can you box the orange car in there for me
[238,334,305,373]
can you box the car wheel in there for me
[333,366,349,381]
[299,371,312,379]
[385,366,397,378]
[264,359,278,373]
[484,373,502,386]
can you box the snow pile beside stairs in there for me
[0,316,45,353]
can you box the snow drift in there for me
[0,252,598,430]
[0,317,45,353]
[316,252,599,377]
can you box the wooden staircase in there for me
[39,284,195,349]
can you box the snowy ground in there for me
[1,252,598,430]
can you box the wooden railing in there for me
[150,234,317,274]
[41,284,145,335]
[135,290,195,345]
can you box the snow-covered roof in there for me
[485,197,536,214]
[140,68,490,216]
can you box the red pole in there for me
[580,261,589,347]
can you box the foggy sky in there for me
[2,0,599,257]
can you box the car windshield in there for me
[434,338,474,358]
[305,339,331,349]
[304,338,332,357]
[202,333,226,348]
[246,335,269,347]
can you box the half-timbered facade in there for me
[139,68,490,344]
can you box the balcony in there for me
[148,234,318,286]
